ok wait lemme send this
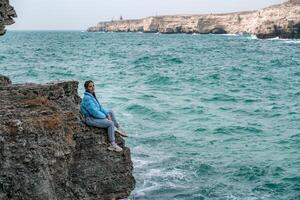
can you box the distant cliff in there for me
[0,0,17,35]
[0,75,135,200]
[88,0,300,39]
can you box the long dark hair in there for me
[84,80,97,99]
[84,80,93,90]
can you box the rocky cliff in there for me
[0,75,135,200]
[0,0,17,35]
[88,0,300,39]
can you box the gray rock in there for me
[0,0,17,36]
[0,75,135,200]
[0,75,12,85]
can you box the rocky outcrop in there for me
[289,0,300,4]
[0,75,11,85]
[88,0,300,39]
[0,75,135,200]
[0,0,17,35]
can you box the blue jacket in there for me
[80,92,109,119]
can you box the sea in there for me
[0,31,299,200]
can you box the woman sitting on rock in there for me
[80,80,127,152]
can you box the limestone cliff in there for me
[0,75,135,200]
[0,0,17,35]
[88,0,300,39]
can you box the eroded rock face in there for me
[0,0,17,35]
[0,75,11,85]
[0,75,135,200]
[88,1,300,39]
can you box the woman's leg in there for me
[85,117,115,143]
[108,110,120,128]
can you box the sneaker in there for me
[107,143,123,152]
[115,128,128,137]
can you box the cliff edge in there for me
[88,0,300,39]
[0,0,17,35]
[0,75,135,200]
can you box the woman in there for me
[80,80,127,152]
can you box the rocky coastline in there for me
[0,0,17,35]
[0,75,135,200]
[87,0,300,39]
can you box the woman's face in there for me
[86,82,95,93]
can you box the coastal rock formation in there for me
[88,0,300,39]
[0,0,17,35]
[0,75,135,200]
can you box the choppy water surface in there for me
[1,31,300,199]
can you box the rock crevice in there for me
[0,75,135,200]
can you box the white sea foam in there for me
[132,158,154,168]
[265,37,300,44]
[122,112,132,117]
[145,168,186,180]
[132,169,189,198]
[164,169,186,179]
[284,40,300,44]
[145,169,162,178]
[250,35,258,40]
[244,34,259,40]
[267,37,280,40]
[133,181,162,198]
[221,33,239,36]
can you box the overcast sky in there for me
[9,0,286,30]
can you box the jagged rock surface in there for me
[88,0,300,39]
[0,75,11,85]
[0,0,17,35]
[0,75,135,200]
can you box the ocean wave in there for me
[145,168,186,180]
[132,55,151,63]
[132,158,155,168]
[201,94,238,102]
[2,31,300,200]
[195,163,216,176]
[267,37,280,40]
[132,181,162,198]
[163,57,183,64]
[233,165,267,181]
[144,74,172,86]
[213,126,263,134]
[194,128,207,133]
[138,135,177,146]
[247,35,258,40]
[265,37,300,43]
[284,40,300,44]
[220,33,239,36]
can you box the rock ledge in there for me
[0,75,135,200]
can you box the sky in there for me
[9,0,286,30]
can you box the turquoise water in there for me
[1,31,300,199]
